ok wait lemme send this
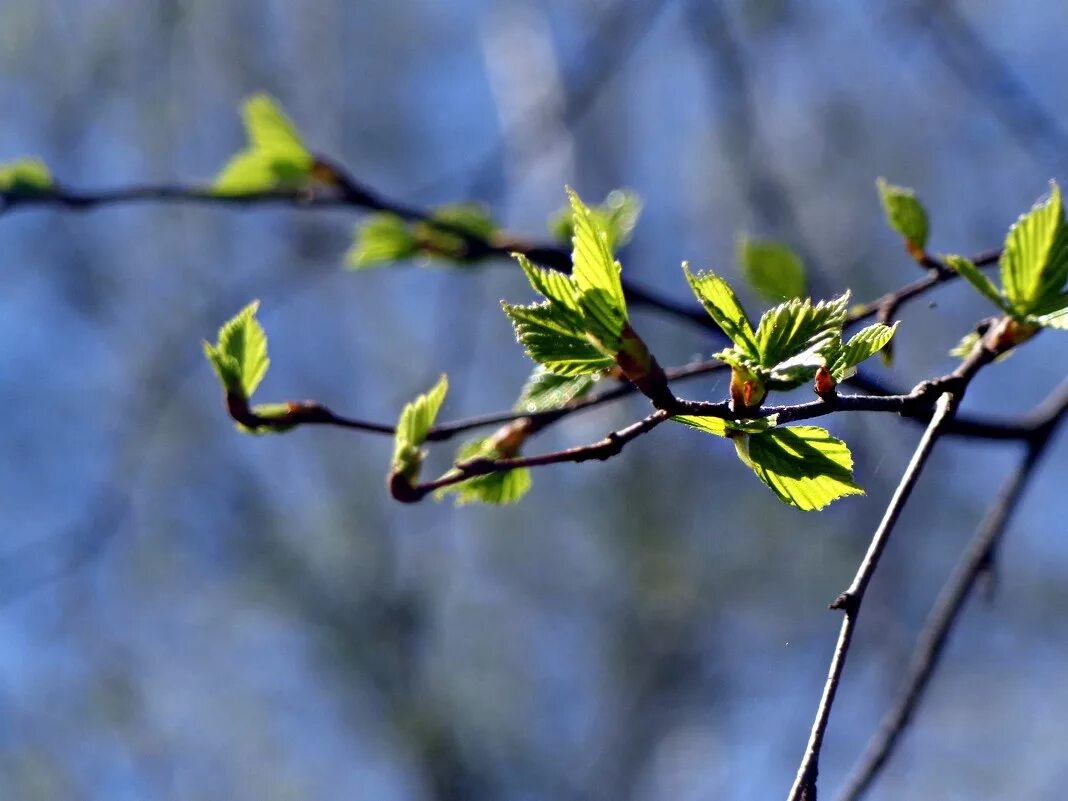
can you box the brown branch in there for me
[833,380,1068,801]
[1,167,1002,340]
[846,249,1001,327]
[391,409,671,503]
[786,333,1002,801]
[0,166,713,332]
[223,348,1034,447]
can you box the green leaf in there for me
[435,437,532,506]
[949,331,980,360]
[827,322,899,381]
[214,94,313,194]
[944,254,1008,312]
[877,178,929,251]
[735,426,863,510]
[503,189,634,374]
[1031,293,1068,329]
[346,213,418,269]
[737,236,807,301]
[754,293,849,384]
[0,158,53,193]
[710,346,762,373]
[413,204,498,262]
[683,264,759,358]
[203,301,270,398]
[567,187,628,335]
[673,414,777,437]
[514,367,598,414]
[392,375,449,479]
[347,205,498,269]
[549,189,641,251]
[1000,182,1068,314]
[514,254,585,319]
[502,301,616,377]
[427,203,497,240]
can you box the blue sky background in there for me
[0,2,1066,799]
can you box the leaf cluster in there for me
[213,94,315,195]
[947,182,1068,332]
[347,204,497,269]
[503,188,632,378]
[0,158,53,194]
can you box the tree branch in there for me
[1,168,1001,340]
[833,380,1068,801]
[391,409,671,502]
[786,333,1002,801]
[786,392,956,801]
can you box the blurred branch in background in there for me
[902,0,1068,173]
[428,0,679,204]
[686,0,819,272]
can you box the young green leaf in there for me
[944,254,1008,312]
[877,178,929,253]
[0,158,53,193]
[347,213,418,269]
[549,189,641,251]
[514,367,598,414]
[347,205,498,269]
[504,188,635,376]
[566,187,628,338]
[1034,306,1068,329]
[673,414,777,437]
[514,254,585,320]
[423,203,497,241]
[435,437,532,506]
[392,375,449,480]
[1030,291,1068,329]
[502,301,616,377]
[949,331,980,360]
[737,236,807,302]
[203,301,270,398]
[754,293,849,385]
[682,264,759,358]
[827,321,899,381]
[734,425,863,510]
[214,94,314,194]
[1000,182,1068,315]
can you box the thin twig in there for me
[846,249,1000,327]
[787,335,1002,801]
[392,409,670,502]
[786,392,957,801]
[224,356,1031,446]
[1,170,1002,339]
[1,170,712,332]
[833,381,1068,801]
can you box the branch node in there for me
[829,591,857,613]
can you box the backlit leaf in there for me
[827,322,898,381]
[502,301,616,377]
[392,375,449,479]
[0,158,53,193]
[203,300,270,398]
[683,264,759,358]
[1000,181,1068,314]
[214,94,313,194]
[347,213,418,268]
[877,178,929,251]
[737,236,807,301]
[735,426,863,510]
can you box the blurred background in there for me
[1,1,1066,799]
